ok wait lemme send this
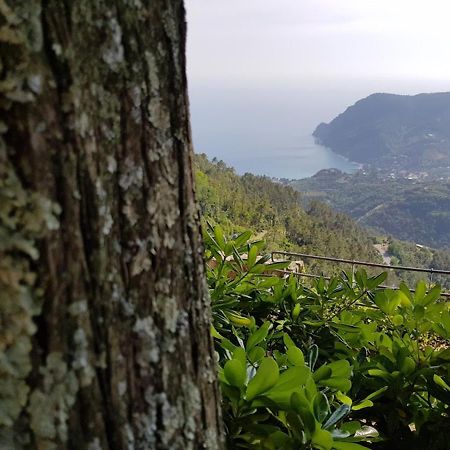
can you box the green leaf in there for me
[363,386,388,401]
[220,338,237,353]
[313,365,333,382]
[314,392,331,422]
[400,356,415,375]
[283,333,296,349]
[396,289,412,307]
[220,383,241,402]
[264,261,290,271]
[273,350,288,367]
[296,405,317,434]
[248,346,265,364]
[374,291,400,315]
[290,390,310,413]
[247,245,258,268]
[398,282,413,305]
[211,325,224,340]
[319,377,351,392]
[413,304,425,320]
[420,285,441,306]
[223,242,234,256]
[267,430,291,447]
[328,360,352,378]
[224,359,247,388]
[227,312,253,327]
[437,348,450,361]
[273,366,311,392]
[392,314,404,326]
[433,374,450,391]
[247,322,270,351]
[367,369,392,381]
[246,357,279,401]
[305,376,319,401]
[354,270,366,289]
[287,346,305,366]
[414,280,427,303]
[366,272,388,290]
[265,366,312,408]
[292,303,301,320]
[233,230,252,248]
[335,391,352,406]
[352,399,373,411]
[341,421,361,434]
[323,404,351,429]
[233,347,247,365]
[213,225,226,250]
[330,323,360,333]
[311,428,333,450]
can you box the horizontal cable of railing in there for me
[269,269,450,298]
[271,251,450,275]
[269,251,450,298]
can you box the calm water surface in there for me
[215,134,359,179]
[189,83,360,179]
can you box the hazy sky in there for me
[186,0,450,85]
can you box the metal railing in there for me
[271,250,450,298]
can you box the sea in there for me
[193,133,359,180]
[188,79,450,179]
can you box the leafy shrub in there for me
[205,226,450,449]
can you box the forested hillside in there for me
[387,239,450,288]
[313,92,450,173]
[289,168,450,248]
[194,154,381,271]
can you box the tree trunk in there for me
[0,1,223,449]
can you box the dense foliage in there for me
[289,168,450,249]
[387,239,450,289]
[194,154,381,274]
[205,226,450,449]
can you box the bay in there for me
[189,82,360,179]
[203,134,359,180]
[188,79,450,179]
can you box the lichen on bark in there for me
[1,6,62,446]
[0,147,60,446]
[1,0,223,448]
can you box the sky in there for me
[186,0,450,85]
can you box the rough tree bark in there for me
[0,1,223,449]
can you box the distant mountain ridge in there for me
[313,92,450,172]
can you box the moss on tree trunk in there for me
[0,1,223,448]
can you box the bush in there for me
[205,226,450,449]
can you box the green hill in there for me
[194,154,381,273]
[313,92,450,173]
[195,154,450,289]
[289,168,450,249]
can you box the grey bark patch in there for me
[1,0,224,448]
